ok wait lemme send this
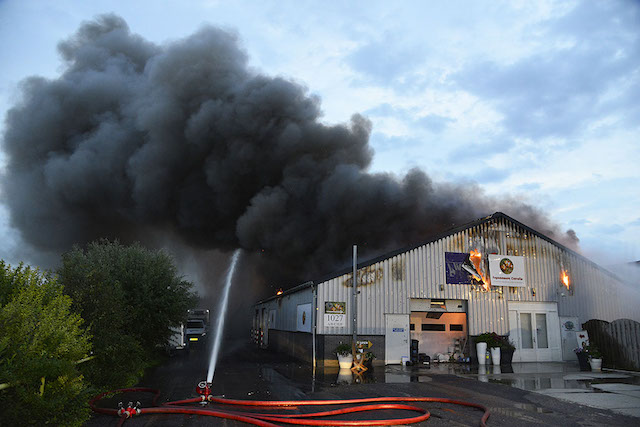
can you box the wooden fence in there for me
[583,319,640,371]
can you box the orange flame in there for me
[469,249,491,291]
[276,289,283,295]
[561,270,570,290]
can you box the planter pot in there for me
[576,352,590,371]
[476,342,487,365]
[337,354,353,369]
[500,348,514,365]
[490,347,501,365]
[590,358,602,372]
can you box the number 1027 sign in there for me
[324,301,346,327]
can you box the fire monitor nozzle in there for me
[196,380,212,397]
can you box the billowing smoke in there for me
[2,15,579,288]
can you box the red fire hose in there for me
[90,386,490,426]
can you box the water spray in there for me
[206,249,241,383]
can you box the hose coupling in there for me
[117,401,141,418]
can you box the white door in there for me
[385,314,410,364]
[508,302,562,362]
[560,316,580,361]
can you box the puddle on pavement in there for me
[513,402,553,413]
[258,359,640,395]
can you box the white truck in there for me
[167,324,188,355]
[185,319,208,345]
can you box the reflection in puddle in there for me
[410,375,433,383]
[336,368,353,385]
[263,360,640,395]
[514,403,553,413]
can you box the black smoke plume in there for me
[2,15,579,289]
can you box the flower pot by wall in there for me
[590,358,602,372]
[500,348,514,365]
[476,342,487,365]
[490,347,501,365]
[576,352,590,371]
[337,354,353,369]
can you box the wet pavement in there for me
[87,343,640,426]
[422,362,640,418]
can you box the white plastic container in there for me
[476,342,487,365]
[490,347,501,365]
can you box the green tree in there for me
[0,261,92,426]
[58,240,196,390]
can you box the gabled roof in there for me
[256,211,619,304]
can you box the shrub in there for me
[0,261,92,426]
[58,240,197,390]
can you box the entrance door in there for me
[508,302,561,362]
[385,314,410,364]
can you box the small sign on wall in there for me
[324,301,346,327]
[297,303,311,332]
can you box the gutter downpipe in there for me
[311,282,317,388]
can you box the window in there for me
[187,320,204,329]
[421,324,445,331]
[410,323,415,331]
[430,300,446,309]
[450,324,464,331]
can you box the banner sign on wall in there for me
[445,252,473,284]
[297,303,312,332]
[488,254,526,287]
[324,301,346,327]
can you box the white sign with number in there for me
[324,301,346,327]
[324,313,346,327]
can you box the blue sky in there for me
[1,0,639,267]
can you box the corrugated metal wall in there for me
[315,216,640,336]
[255,287,313,332]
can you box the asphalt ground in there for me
[86,342,637,426]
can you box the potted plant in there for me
[335,343,353,369]
[585,344,602,372]
[475,333,494,365]
[499,337,516,365]
[364,352,376,369]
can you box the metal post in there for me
[311,283,317,386]
[352,245,358,346]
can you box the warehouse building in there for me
[252,212,640,366]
